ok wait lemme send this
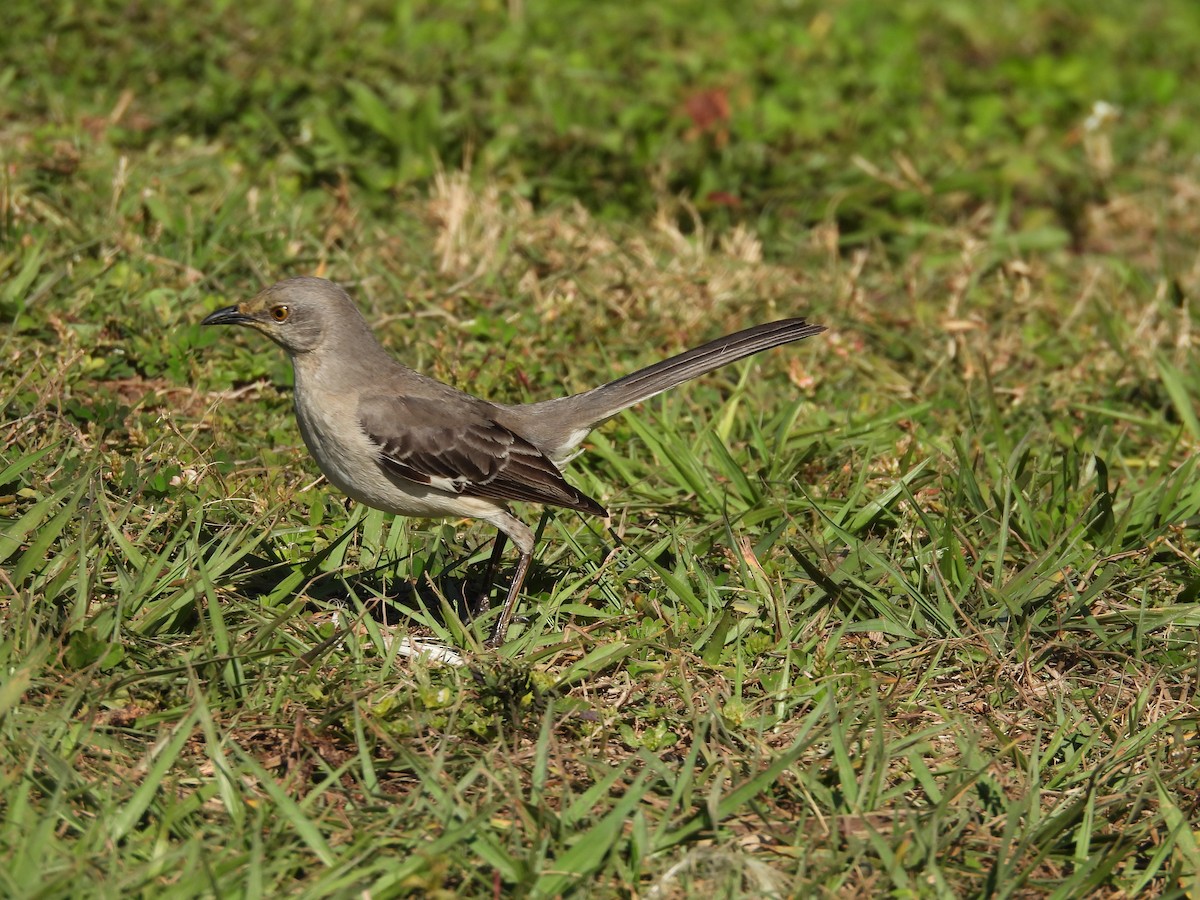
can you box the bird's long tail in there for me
[510,318,826,458]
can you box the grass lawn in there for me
[3,0,1200,895]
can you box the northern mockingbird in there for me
[202,276,825,647]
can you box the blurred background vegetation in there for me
[11,0,1198,253]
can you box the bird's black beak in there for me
[201,305,253,327]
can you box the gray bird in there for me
[202,276,825,647]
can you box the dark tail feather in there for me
[574,318,826,425]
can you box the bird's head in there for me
[201,276,361,355]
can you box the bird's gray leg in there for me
[486,549,532,648]
[482,512,536,648]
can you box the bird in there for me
[202,276,825,647]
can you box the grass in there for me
[3,0,1200,896]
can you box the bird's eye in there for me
[270,305,290,323]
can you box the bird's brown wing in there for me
[357,394,607,516]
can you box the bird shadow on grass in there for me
[198,505,610,656]
[214,526,578,638]
[321,548,580,631]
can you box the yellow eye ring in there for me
[270,305,290,322]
